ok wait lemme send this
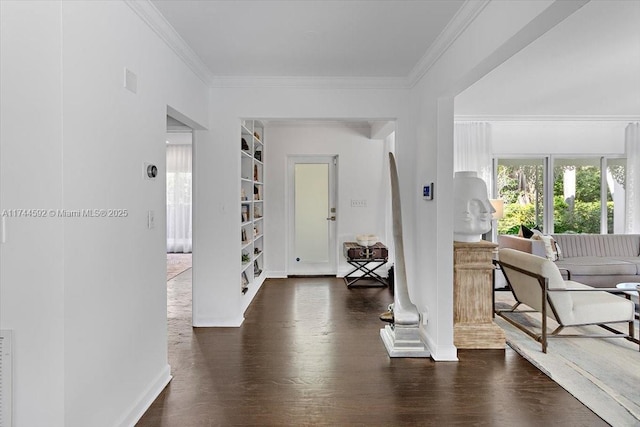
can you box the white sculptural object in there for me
[453,171,494,243]
[380,153,429,357]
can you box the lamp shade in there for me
[490,199,504,220]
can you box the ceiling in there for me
[455,0,640,118]
[149,0,639,118]
[150,0,465,78]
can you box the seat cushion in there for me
[611,257,640,274]
[559,285,635,326]
[555,257,637,276]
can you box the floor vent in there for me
[0,330,12,427]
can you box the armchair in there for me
[496,248,639,353]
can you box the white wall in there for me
[1,1,209,426]
[406,0,583,360]
[0,4,597,424]
[195,1,585,363]
[264,123,388,277]
[0,2,65,425]
[195,86,408,326]
[490,120,628,155]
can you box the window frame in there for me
[492,154,626,235]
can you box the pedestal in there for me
[380,324,430,358]
[453,240,505,349]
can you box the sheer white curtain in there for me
[454,122,493,193]
[625,122,640,233]
[167,143,192,253]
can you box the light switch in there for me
[147,210,155,229]
[124,68,137,93]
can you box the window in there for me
[494,156,625,235]
[495,158,546,235]
[606,158,626,234]
[553,158,602,234]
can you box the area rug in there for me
[494,296,640,426]
[167,253,192,281]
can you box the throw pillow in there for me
[554,241,563,260]
[532,234,559,261]
[518,225,534,239]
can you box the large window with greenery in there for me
[553,158,602,234]
[495,156,626,235]
[496,158,545,235]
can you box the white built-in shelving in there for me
[240,120,265,298]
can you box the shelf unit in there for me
[240,120,265,298]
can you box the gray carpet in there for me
[494,295,640,426]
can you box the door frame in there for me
[286,155,338,276]
[166,106,204,327]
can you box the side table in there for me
[616,282,639,319]
[343,242,388,288]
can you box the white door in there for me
[288,156,337,275]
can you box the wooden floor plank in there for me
[137,277,606,426]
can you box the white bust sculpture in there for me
[453,171,494,242]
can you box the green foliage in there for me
[498,199,613,235]
[497,164,543,205]
[499,163,616,235]
[553,166,602,202]
[553,196,600,233]
[498,203,537,235]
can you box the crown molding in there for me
[455,115,640,122]
[124,0,214,86]
[126,0,490,90]
[266,120,372,129]
[209,75,408,90]
[406,0,491,88]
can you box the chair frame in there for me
[496,259,640,353]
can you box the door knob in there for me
[326,216,336,221]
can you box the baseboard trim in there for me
[266,270,287,278]
[420,328,458,361]
[117,363,172,427]
[193,316,245,327]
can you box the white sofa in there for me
[498,234,640,288]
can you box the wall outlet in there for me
[351,199,367,208]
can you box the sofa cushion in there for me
[558,282,635,326]
[499,248,569,322]
[552,234,640,258]
[609,257,640,274]
[498,234,547,258]
[555,256,637,276]
[532,233,561,261]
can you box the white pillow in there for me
[532,234,559,261]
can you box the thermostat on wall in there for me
[423,183,434,200]
[144,162,158,180]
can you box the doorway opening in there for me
[166,115,193,325]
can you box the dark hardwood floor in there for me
[137,277,606,426]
